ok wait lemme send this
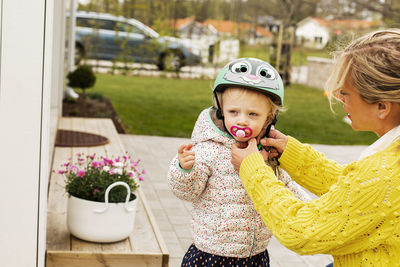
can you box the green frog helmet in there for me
[212,57,284,106]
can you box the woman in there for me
[231,29,400,266]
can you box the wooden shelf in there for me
[46,117,169,267]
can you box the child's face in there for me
[222,88,272,142]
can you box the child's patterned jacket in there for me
[167,108,310,257]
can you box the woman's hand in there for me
[260,129,289,159]
[231,138,260,171]
[178,144,195,170]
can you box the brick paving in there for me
[120,134,366,267]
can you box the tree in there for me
[352,0,400,27]
[121,0,136,18]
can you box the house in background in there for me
[296,16,383,49]
[175,16,219,42]
[174,17,273,63]
[295,17,330,49]
[204,19,274,45]
[328,18,383,36]
[175,17,274,45]
[174,17,220,63]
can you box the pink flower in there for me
[102,157,113,165]
[69,165,78,173]
[61,151,144,201]
[91,161,101,168]
[131,161,138,167]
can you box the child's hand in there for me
[178,144,195,170]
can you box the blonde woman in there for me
[231,29,400,266]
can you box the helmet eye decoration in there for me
[230,62,251,74]
[257,65,276,80]
[213,58,283,105]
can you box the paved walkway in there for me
[120,134,367,267]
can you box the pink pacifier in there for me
[230,126,253,138]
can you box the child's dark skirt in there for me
[181,244,270,267]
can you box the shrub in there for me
[67,65,96,96]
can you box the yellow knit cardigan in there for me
[239,137,400,266]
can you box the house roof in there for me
[331,19,381,30]
[312,17,330,29]
[204,19,273,37]
[173,17,273,38]
[255,26,273,37]
[298,16,382,32]
[204,19,236,34]
[174,16,196,29]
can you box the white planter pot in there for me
[67,181,137,243]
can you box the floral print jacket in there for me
[167,107,310,257]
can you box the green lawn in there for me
[91,74,377,145]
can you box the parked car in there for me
[74,11,201,71]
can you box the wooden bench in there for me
[46,117,169,267]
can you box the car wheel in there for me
[75,43,84,65]
[159,51,182,71]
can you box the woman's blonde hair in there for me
[325,28,400,106]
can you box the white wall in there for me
[306,57,334,90]
[216,39,239,64]
[296,20,330,49]
[0,0,63,266]
[51,1,68,158]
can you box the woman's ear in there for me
[377,101,392,119]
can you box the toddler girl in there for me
[168,58,310,266]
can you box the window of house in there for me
[314,36,323,44]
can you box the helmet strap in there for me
[216,109,223,120]
[265,113,278,136]
[214,92,224,120]
[214,91,232,135]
